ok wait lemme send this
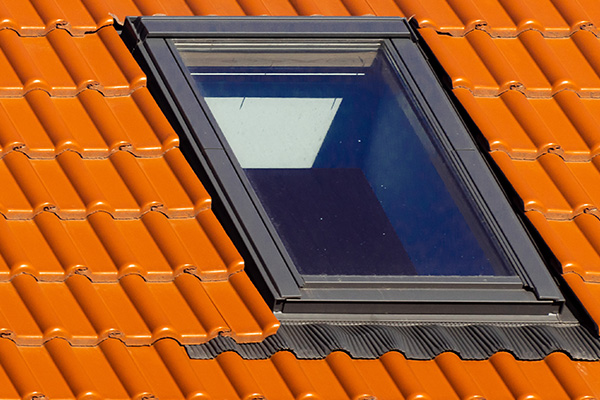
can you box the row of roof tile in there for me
[0,210,243,282]
[0,88,179,159]
[422,28,600,98]
[491,151,600,220]
[2,0,600,38]
[528,211,600,282]
[455,88,600,161]
[0,27,143,96]
[0,337,597,399]
[0,149,209,219]
[0,272,277,346]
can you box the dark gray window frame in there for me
[123,16,565,319]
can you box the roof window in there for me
[125,17,565,318]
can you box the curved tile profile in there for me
[0,88,178,159]
[455,88,600,161]
[563,272,600,329]
[0,0,112,36]
[0,149,209,219]
[0,0,598,38]
[0,337,597,399]
[0,26,144,96]
[0,272,278,345]
[0,210,242,282]
[398,0,599,37]
[490,151,600,220]
[526,211,600,281]
[424,27,600,97]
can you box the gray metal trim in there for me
[130,16,412,39]
[185,321,600,361]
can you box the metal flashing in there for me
[186,321,600,361]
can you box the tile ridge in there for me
[0,264,219,285]
[0,147,181,161]
[467,87,600,100]
[0,27,145,97]
[0,207,210,223]
[454,88,600,162]
[0,85,150,100]
[424,28,600,98]
[0,85,147,99]
[490,147,600,163]
[0,23,115,39]
[420,22,599,39]
[0,87,179,158]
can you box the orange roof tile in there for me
[490,152,600,220]
[422,28,600,98]
[454,88,600,161]
[5,0,599,38]
[0,211,244,282]
[0,244,275,346]
[0,0,597,398]
[0,149,209,219]
[0,27,144,96]
[0,89,179,159]
[0,0,282,366]
[0,338,596,399]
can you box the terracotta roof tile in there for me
[394,0,600,37]
[0,211,243,282]
[1,338,596,399]
[562,273,600,330]
[526,211,600,281]
[0,272,276,345]
[0,27,144,96]
[423,27,600,97]
[454,88,600,161]
[490,151,600,220]
[0,88,178,159]
[0,0,109,36]
[0,149,209,219]
[1,0,599,38]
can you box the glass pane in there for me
[178,40,514,277]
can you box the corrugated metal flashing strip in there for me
[186,322,600,361]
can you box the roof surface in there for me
[1,0,600,398]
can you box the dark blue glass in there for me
[185,44,514,277]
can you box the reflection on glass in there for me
[179,40,514,277]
